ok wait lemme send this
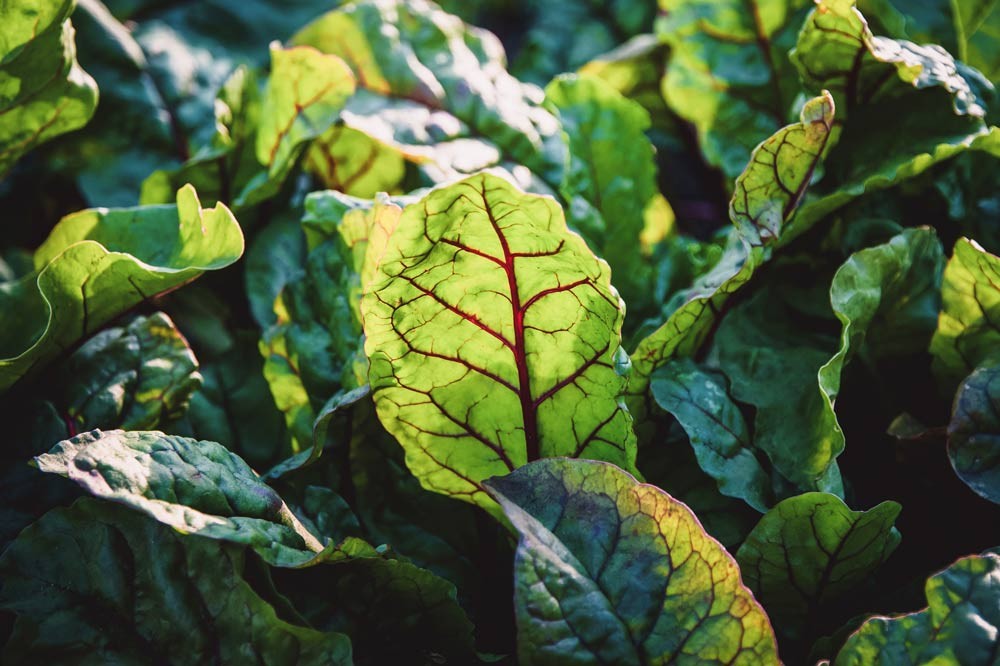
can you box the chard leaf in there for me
[54,312,201,431]
[545,73,668,320]
[656,0,813,178]
[255,44,356,180]
[304,125,407,198]
[0,499,353,666]
[0,8,98,177]
[35,429,329,567]
[630,93,835,395]
[736,492,901,637]
[948,362,1000,504]
[362,173,636,516]
[650,358,773,512]
[819,228,944,411]
[292,0,565,190]
[484,458,778,665]
[930,238,1000,385]
[834,554,1000,665]
[0,185,243,391]
[960,1,1000,83]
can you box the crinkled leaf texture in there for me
[948,362,1000,504]
[834,553,1000,665]
[35,429,328,567]
[362,173,636,517]
[0,1,98,177]
[736,492,901,637]
[292,0,565,190]
[0,185,244,391]
[931,238,1000,386]
[52,312,202,431]
[0,498,352,665]
[631,93,835,395]
[484,458,779,665]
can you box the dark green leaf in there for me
[948,362,1000,503]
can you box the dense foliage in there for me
[2,0,1000,663]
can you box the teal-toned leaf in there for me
[736,492,901,637]
[545,73,668,321]
[485,458,779,665]
[362,173,636,517]
[650,358,773,511]
[930,238,1000,386]
[0,8,98,177]
[35,429,329,566]
[948,362,1000,503]
[245,215,307,329]
[255,44,355,179]
[630,93,836,397]
[292,0,565,191]
[53,312,201,431]
[818,228,945,426]
[656,0,813,178]
[0,499,352,665]
[834,554,1000,665]
[0,185,243,391]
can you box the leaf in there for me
[304,125,408,199]
[0,185,243,391]
[818,228,945,414]
[35,429,330,567]
[656,0,814,178]
[484,457,779,665]
[833,553,1000,665]
[792,0,989,120]
[630,93,836,396]
[0,499,352,665]
[736,492,901,637]
[947,362,1000,504]
[650,358,773,511]
[53,312,202,431]
[930,238,1000,386]
[362,173,636,516]
[0,11,98,177]
[292,0,565,190]
[245,215,307,329]
[255,44,356,178]
[545,73,667,320]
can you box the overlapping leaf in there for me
[834,553,1000,664]
[736,492,901,636]
[0,185,243,391]
[485,458,779,665]
[948,362,1000,503]
[362,173,636,516]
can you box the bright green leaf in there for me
[485,457,779,665]
[362,173,636,517]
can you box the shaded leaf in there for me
[0,185,243,391]
[834,553,1000,665]
[736,492,901,637]
[485,457,778,665]
[948,362,1000,503]
[362,173,636,517]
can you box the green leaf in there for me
[736,492,901,637]
[292,0,565,190]
[960,1,1000,83]
[630,93,836,396]
[930,238,1000,386]
[656,0,813,178]
[545,73,668,320]
[35,429,330,566]
[255,44,356,179]
[245,215,307,329]
[0,185,243,391]
[0,10,98,177]
[650,358,773,511]
[0,499,352,665]
[818,228,944,415]
[833,553,1000,665]
[362,173,636,517]
[792,0,989,120]
[303,125,408,199]
[484,458,779,665]
[53,312,202,431]
[948,362,1000,503]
